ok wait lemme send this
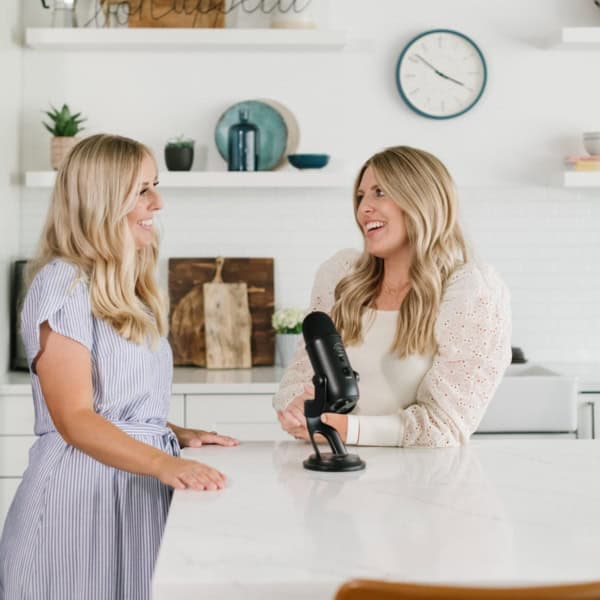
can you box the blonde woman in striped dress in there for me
[274,146,512,447]
[0,134,238,599]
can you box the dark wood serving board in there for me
[168,257,274,367]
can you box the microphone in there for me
[302,311,359,415]
[301,311,366,472]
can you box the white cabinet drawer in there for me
[185,394,288,442]
[0,395,34,435]
[0,478,21,534]
[168,394,185,427]
[0,436,36,477]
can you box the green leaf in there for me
[42,103,86,135]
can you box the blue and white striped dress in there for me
[0,258,179,600]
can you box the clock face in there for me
[396,29,487,119]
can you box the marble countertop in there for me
[153,440,600,599]
[170,366,285,394]
[2,362,600,395]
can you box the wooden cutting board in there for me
[203,257,252,369]
[169,257,274,367]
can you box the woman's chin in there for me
[365,242,390,259]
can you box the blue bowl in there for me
[287,154,330,169]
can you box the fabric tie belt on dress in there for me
[39,421,180,456]
[112,421,180,456]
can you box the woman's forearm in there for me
[354,404,463,448]
[62,410,167,477]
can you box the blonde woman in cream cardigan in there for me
[273,146,511,447]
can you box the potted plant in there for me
[272,308,304,368]
[165,135,195,171]
[43,104,86,170]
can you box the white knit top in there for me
[272,249,512,447]
[344,310,434,444]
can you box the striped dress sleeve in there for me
[21,259,94,373]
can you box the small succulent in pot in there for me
[43,103,86,170]
[165,135,195,171]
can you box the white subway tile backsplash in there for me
[19,184,600,362]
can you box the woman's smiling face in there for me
[356,166,410,260]
[127,154,162,249]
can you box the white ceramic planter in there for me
[275,334,301,368]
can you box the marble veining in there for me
[153,440,600,599]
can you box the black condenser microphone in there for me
[301,311,365,472]
[302,312,359,415]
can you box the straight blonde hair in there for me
[331,146,469,357]
[27,133,167,347]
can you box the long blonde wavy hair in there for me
[27,133,167,347]
[331,146,469,358]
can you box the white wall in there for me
[14,0,600,363]
[0,0,22,372]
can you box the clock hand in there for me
[437,71,467,87]
[415,53,440,73]
[415,53,467,88]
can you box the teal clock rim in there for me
[395,28,488,120]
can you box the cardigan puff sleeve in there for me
[356,262,512,447]
[272,249,359,411]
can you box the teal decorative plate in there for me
[215,100,288,171]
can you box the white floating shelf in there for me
[553,27,600,49]
[25,27,347,51]
[25,170,350,189]
[563,171,600,188]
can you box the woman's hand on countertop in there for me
[169,423,239,448]
[152,453,227,491]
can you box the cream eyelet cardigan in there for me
[272,249,512,447]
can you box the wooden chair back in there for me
[335,579,600,600]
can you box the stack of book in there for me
[565,155,600,171]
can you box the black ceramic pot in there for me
[165,145,194,171]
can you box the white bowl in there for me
[583,132,600,155]
[584,138,600,156]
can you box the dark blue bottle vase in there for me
[227,109,259,171]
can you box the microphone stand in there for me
[303,375,366,472]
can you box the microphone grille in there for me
[302,311,337,341]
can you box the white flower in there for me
[272,307,305,334]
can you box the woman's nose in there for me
[152,192,163,211]
[359,201,374,215]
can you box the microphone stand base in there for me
[303,453,366,472]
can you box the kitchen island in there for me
[152,439,600,600]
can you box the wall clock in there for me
[395,29,487,119]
